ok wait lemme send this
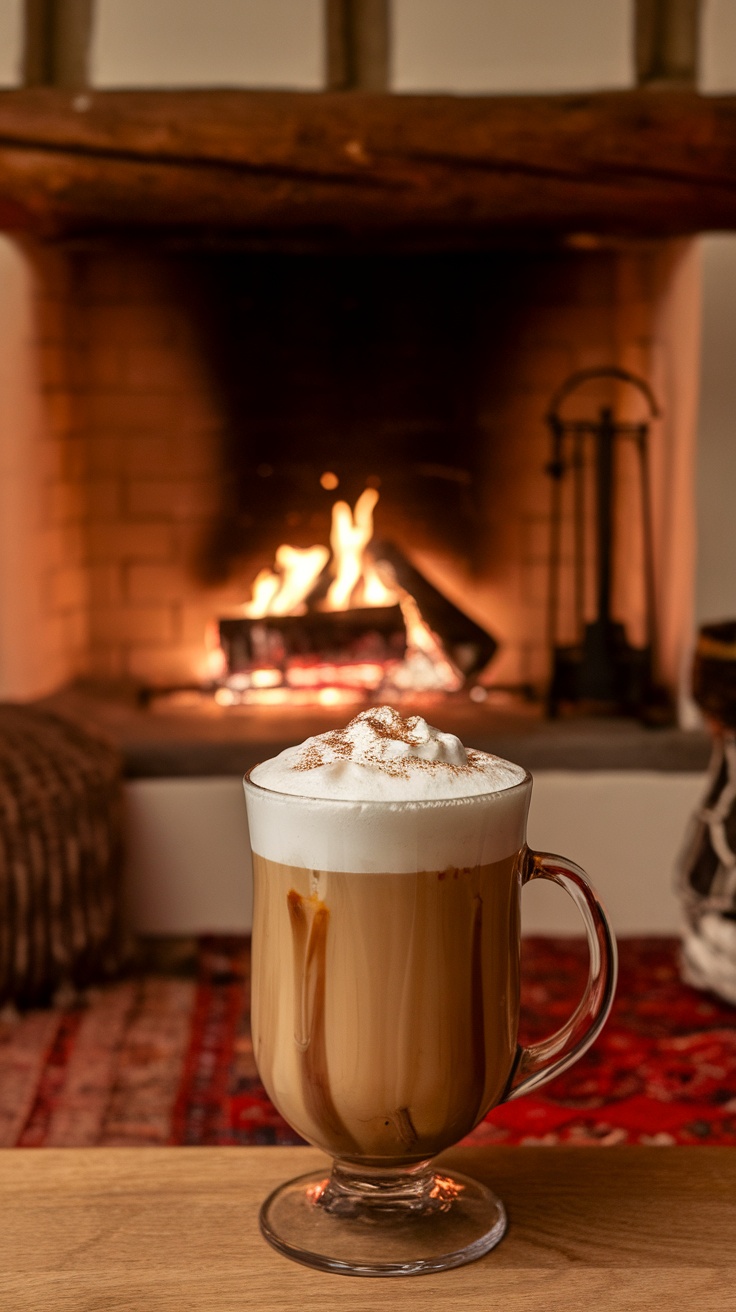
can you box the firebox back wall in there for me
[27,236,697,696]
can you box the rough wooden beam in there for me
[0,88,736,242]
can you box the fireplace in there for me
[12,235,694,714]
[0,90,713,720]
[0,87,720,941]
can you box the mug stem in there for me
[318,1158,455,1218]
[503,847,618,1103]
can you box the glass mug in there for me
[243,765,617,1277]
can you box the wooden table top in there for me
[1,1145,734,1310]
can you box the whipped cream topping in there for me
[249,705,526,802]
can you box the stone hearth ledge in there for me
[36,684,710,780]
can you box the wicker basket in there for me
[0,705,125,1008]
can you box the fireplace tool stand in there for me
[545,366,668,720]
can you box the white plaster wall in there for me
[646,241,701,711]
[0,239,58,699]
[391,0,633,93]
[694,235,736,631]
[123,771,705,938]
[123,778,252,935]
[700,0,736,92]
[524,772,702,936]
[91,0,323,90]
[0,0,22,86]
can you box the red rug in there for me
[2,937,735,1148]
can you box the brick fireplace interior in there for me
[11,231,696,713]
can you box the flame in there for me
[211,484,465,702]
[243,567,280,618]
[397,592,464,692]
[243,545,329,617]
[325,488,396,611]
[203,620,227,681]
[244,488,398,618]
[361,557,396,608]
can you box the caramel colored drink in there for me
[252,853,521,1164]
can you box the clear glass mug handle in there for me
[504,847,618,1102]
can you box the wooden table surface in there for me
[1,1145,734,1310]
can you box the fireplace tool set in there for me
[545,366,668,720]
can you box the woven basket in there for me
[0,705,125,1008]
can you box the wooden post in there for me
[326,0,390,91]
[23,0,93,88]
[636,0,701,86]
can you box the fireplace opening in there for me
[10,229,696,722]
[147,240,688,714]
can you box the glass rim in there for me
[243,762,533,809]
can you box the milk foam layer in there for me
[250,705,525,801]
[245,706,530,873]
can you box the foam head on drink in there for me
[247,704,528,874]
[245,706,531,1164]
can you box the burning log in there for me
[210,487,494,702]
[219,606,406,684]
[372,541,497,678]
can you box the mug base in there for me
[259,1167,508,1277]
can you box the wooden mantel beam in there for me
[0,88,735,243]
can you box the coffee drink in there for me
[245,706,530,1166]
[245,706,616,1276]
[251,852,522,1163]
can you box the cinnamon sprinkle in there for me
[290,707,488,779]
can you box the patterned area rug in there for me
[1,937,734,1148]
